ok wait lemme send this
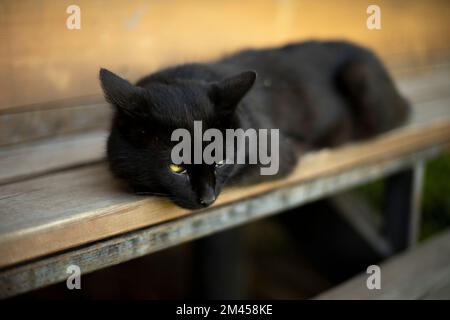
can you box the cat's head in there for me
[99,68,256,209]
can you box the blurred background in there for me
[1,0,450,113]
[1,0,449,299]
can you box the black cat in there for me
[100,41,409,209]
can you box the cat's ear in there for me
[210,71,257,112]
[99,68,145,116]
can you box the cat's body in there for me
[100,41,409,209]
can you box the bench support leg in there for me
[192,228,246,299]
[384,161,425,252]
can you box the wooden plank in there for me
[421,281,450,299]
[0,144,445,298]
[1,0,449,111]
[0,62,448,147]
[409,161,425,247]
[0,130,106,184]
[0,69,449,182]
[397,68,450,103]
[0,65,447,148]
[316,229,450,299]
[0,115,449,269]
[0,102,110,147]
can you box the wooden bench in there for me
[0,67,449,298]
[316,228,450,299]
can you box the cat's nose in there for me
[199,193,216,207]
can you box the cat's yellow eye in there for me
[169,163,186,174]
[215,159,225,167]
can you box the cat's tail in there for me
[336,57,410,140]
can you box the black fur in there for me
[100,41,409,209]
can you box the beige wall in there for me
[1,0,449,110]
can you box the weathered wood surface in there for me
[0,101,109,147]
[421,281,450,300]
[0,67,449,297]
[0,69,449,184]
[0,145,445,298]
[0,66,449,268]
[0,130,106,184]
[0,114,449,270]
[316,229,450,299]
[0,65,448,147]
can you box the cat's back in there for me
[136,41,373,87]
[217,40,374,79]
